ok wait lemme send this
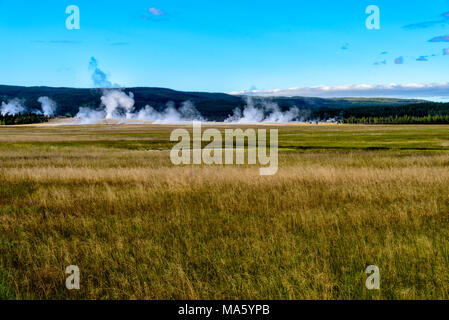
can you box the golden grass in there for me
[0,125,448,299]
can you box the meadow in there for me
[0,124,449,299]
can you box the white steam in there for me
[75,107,107,124]
[37,96,57,116]
[225,97,301,123]
[0,99,26,116]
[75,89,204,124]
[1,97,57,116]
[100,90,135,119]
[135,101,204,124]
[73,90,316,125]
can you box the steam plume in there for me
[135,101,204,124]
[0,99,26,116]
[89,57,120,88]
[75,107,106,124]
[75,89,204,124]
[225,97,301,123]
[100,90,135,119]
[37,96,57,116]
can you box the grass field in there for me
[1,124,449,299]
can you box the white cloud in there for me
[229,83,449,100]
[148,8,164,16]
[394,56,404,64]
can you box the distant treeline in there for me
[314,102,449,120]
[0,113,51,125]
[343,114,449,124]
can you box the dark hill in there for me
[1,85,447,121]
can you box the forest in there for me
[0,113,51,125]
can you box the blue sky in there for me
[1,0,449,98]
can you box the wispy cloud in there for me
[428,35,449,42]
[50,40,80,44]
[403,11,449,29]
[33,40,81,44]
[229,83,449,99]
[109,42,129,46]
[374,52,388,64]
[394,56,404,64]
[148,7,164,16]
[142,7,167,21]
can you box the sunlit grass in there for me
[0,124,448,299]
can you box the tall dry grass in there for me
[0,125,448,299]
